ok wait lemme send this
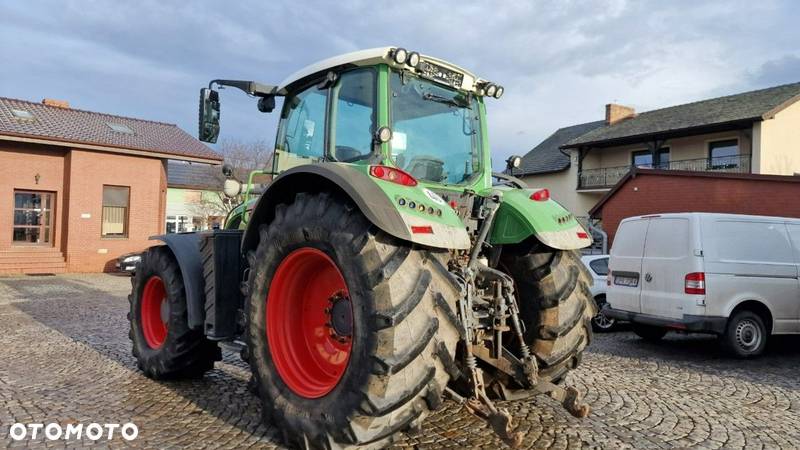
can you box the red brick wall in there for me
[0,142,66,251]
[64,149,166,272]
[594,172,800,246]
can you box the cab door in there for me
[607,218,649,313]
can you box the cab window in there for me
[278,84,327,158]
[330,69,376,162]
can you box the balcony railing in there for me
[578,154,752,190]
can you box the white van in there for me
[605,213,800,357]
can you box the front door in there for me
[13,191,55,246]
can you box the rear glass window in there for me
[612,220,648,257]
[644,218,689,258]
[589,258,609,276]
[715,220,793,264]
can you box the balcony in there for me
[578,154,752,190]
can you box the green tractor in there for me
[128,47,596,448]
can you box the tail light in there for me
[369,165,417,186]
[685,272,705,295]
[530,188,549,201]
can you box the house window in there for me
[632,148,670,168]
[102,185,129,237]
[708,139,739,169]
[166,215,192,234]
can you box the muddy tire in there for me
[500,245,596,384]
[245,192,462,449]
[129,246,220,379]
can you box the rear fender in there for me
[149,233,205,330]
[241,163,470,253]
[490,187,592,250]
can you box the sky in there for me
[2,1,799,169]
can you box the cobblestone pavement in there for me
[1,274,799,449]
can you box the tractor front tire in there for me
[245,193,462,449]
[501,245,596,384]
[129,246,220,379]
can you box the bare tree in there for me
[218,138,274,173]
[185,139,275,224]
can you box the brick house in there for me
[514,81,800,225]
[588,168,800,247]
[0,97,222,274]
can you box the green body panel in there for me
[489,187,583,246]
[346,164,464,228]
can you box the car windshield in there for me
[389,70,482,184]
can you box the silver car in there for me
[581,254,616,332]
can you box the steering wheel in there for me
[334,146,370,163]
[405,154,446,181]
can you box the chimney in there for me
[605,103,635,125]
[42,98,70,108]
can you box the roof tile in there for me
[514,120,605,176]
[0,97,222,162]
[565,81,800,148]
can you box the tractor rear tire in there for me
[245,192,462,449]
[500,245,596,385]
[129,246,221,379]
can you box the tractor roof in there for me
[278,47,486,94]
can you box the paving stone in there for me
[1,274,800,448]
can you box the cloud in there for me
[750,54,800,88]
[1,0,798,169]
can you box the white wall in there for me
[759,101,800,175]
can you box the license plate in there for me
[614,276,639,287]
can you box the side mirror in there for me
[257,96,276,113]
[199,88,220,143]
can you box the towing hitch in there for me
[445,388,523,448]
[534,379,591,418]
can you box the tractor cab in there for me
[200,47,503,194]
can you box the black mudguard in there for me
[149,233,205,330]
[241,164,412,253]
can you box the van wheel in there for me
[722,311,767,358]
[632,324,667,341]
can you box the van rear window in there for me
[612,220,648,257]
[644,218,689,258]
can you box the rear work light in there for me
[369,165,417,186]
[530,188,549,201]
[685,272,706,295]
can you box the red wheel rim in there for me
[141,276,168,349]
[266,247,353,398]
